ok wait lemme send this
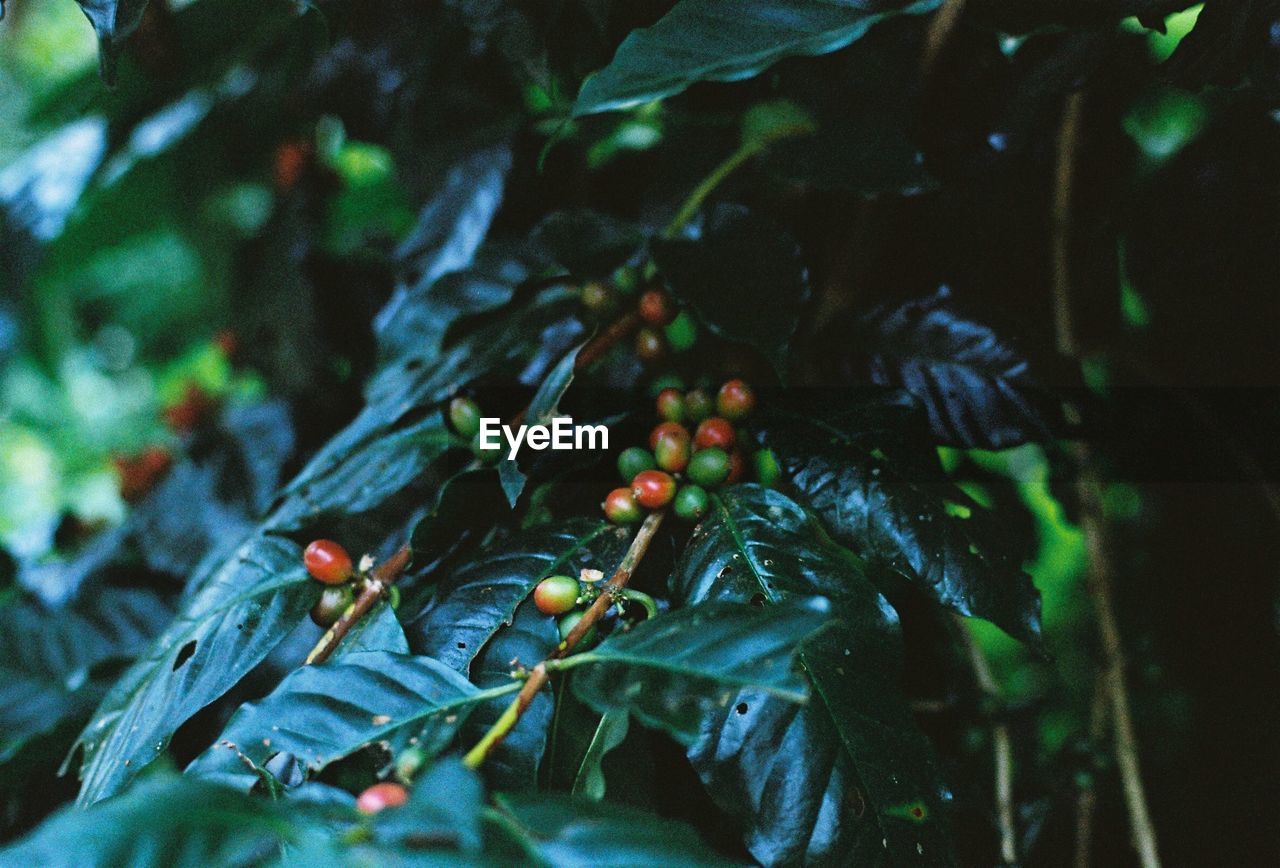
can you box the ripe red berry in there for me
[304,540,354,585]
[716,379,756,421]
[113,446,173,503]
[638,288,676,326]
[163,382,217,433]
[634,328,667,365]
[273,140,312,192]
[534,575,580,616]
[655,388,685,423]
[694,417,736,450]
[356,782,409,814]
[603,487,643,524]
[632,470,677,508]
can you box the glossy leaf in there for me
[574,0,942,116]
[761,392,1043,645]
[652,205,808,376]
[672,485,954,866]
[0,589,172,763]
[491,793,732,866]
[529,209,645,278]
[499,340,585,507]
[72,535,314,805]
[567,598,828,742]
[571,709,629,800]
[408,519,628,675]
[185,652,490,790]
[859,286,1053,449]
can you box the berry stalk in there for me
[305,543,412,665]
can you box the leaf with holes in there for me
[671,485,954,866]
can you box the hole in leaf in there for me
[735,703,748,715]
[456,641,467,650]
[173,641,197,671]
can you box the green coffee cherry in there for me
[684,388,713,423]
[617,446,657,482]
[687,447,731,488]
[664,311,698,352]
[558,610,599,648]
[448,397,482,439]
[471,432,503,464]
[754,449,782,488]
[674,484,709,521]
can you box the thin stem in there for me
[1051,90,1161,868]
[662,143,761,239]
[956,617,1017,865]
[463,510,666,769]
[305,543,412,665]
[920,0,966,80]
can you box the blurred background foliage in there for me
[0,0,1276,863]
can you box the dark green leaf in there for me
[367,758,484,854]
[490,793,733,866]
[0,774,310,867]
[652,205,808,376]
[1,589,172,763]
[573,0,942,116]
[571,709,629,800]
[185,652,491,790]
[672,485,954,866]
[859,286,1054,449]
[761,394,1044,645]
[329,601,409,659]
[567,598,827,742]
[499,341,586,507]
[407,519,628,675]
[76,0,150,84]
[529,210,645,278]
[72,535,313,805]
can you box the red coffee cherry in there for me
[651,424,691,474]
[649,421,689,450]
[631,470,677,508]
[716,379,756,421]
[303,540,354,585]
[724,450,746,485]
[638,288,676,326]
[356,782,409,814]
[694,417,735,451]
[603,487,643,524]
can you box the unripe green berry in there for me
[664,311,698,352]
[687,447,731,488]
[310,584,354,627]
[674,484,709,521]
[617,446,657,482]
[655,388,686,423]
[558,610,598,648]
[684,389,713,423]
[754,449,782,487]
[471,432,503,464]
[652,425,691,474]
[448,397,482,439]
[581,280,614,313]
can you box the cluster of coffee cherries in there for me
[531,571,605,648]
[302,539,397,627]
[581,275,698,364]
[602,379,780,524]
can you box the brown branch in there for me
[1074,670,1113,868]
[920,0,967,80]
[463,509,666,768]
[956,617,1017,865]
[305,543,412,665]
[1051,90,1161,868]
[576,310,640,372]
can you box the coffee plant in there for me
[1,0,1276,865]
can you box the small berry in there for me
[674,485,709,521]
[448,397,483,439]
[648,421,689,451]
[603,487,643,524]
[638,288,676,326]
[634,328,667,365]
[163,382,217,433]
[534,575,580,616]
[311,585,354,627]
[754,449,782,488]
[647,373,687,397]
[684,389,714,423]
[394,746,426,782]
[114,446,173,503]
[652,425,691,474]
[694,417,736,450]
[631,470,677,508]
[664,311,698,352]
[716,379,756,421]
[612,266,638,294]
[686,447,731,488]
[273,140,312,192]
[356,782,409,814]
[304,540,354,585]
[617,446,657,482]
[725,450,746,485]
[558,610,599,648]
[655,388,686,423]
[581,280,614,313]
[471,432,503,464]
